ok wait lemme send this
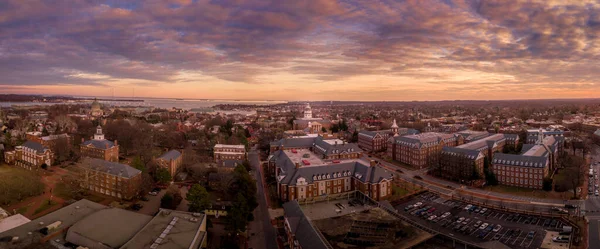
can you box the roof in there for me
[0,199,107,248]
[21,140,48,153]
[442,147,483,160]
[492,153,548,168]
[214,144,245,149]
[81,139,115,149]
[270,136,316,148]
[120,209,206,249]
[313,136,362,156]
[218,159,244,168]
[158,150,182,161]
[359,130,391,138]
[283,201,331,249]
[0,214,31,234]
[456,133,505,151]
[80,158,142,179]
[67,208,152,248]
[278,159,393,186]
[392,132,457,148]
[594,129,600,137]
[503,133,519,140]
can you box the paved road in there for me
[586,145,600,249]
[248,149,277,249]
[138,189,166,215]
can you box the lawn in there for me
[34,200,57,214]
[16,206,29,215]
[54,182,106,203]
[0,165,44,206]
[483,185,570,200]
[392,185,410,197]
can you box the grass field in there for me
[0,165,44,206]
[33,200,57,214]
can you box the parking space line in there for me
[498,213,504,219]
[526,232,537,248]
[483,228,498,240]
[519,234,529,247]
[469,226,480,235]
[517,216,525,223]
[511,231,522,245]
[499,229,510,241]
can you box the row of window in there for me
[499,176,543,186]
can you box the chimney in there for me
[335,141,338,145]
[370,160,377,167]
[295,162,300,169]
[81,138,84,143]
[105,143,109,149]
[114,140,118,146]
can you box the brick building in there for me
[156,150,183,177]
[282,201,331,249]
[80,126,119,162]
[437,133,507,182]
[78,158,142,200]
[269,149,392,202]
[387,132,463,169]
[3,141,54,170]
[358,119,417,153]
[213,144,246,162]
[25,132,72,152]
[492,130,559,189]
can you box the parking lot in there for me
[301,198,373,220]
[394,192,571,249]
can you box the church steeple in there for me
[391,119,399,136]
[94,125,105,140]
[536,127,544,145]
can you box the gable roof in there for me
[282,201,331,249]
[442,147,483,160]
[313,136,362,156]
[278,160,393,186]
[158,150,181,161]
[492,153,548,168]
[80,158,142,179]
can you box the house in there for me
[156,150,183,177]
[213,144,246,162]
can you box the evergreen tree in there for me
[187,184,211,212]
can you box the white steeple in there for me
[303,103,312,119]
[391,119,399,136]
[536,127,544,145]
[94,125,105,140]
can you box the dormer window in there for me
[327,174,330,179]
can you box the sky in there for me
[1,0,600,101]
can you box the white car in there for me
[148,191,158,196]
[493,225,502,232]
[464,204,473,211]
[428,215,437,221]
[414,202,423,207]
[479,223,489,230]
[596,190,599,196]
[441,212,451,218]
[457,217,465,223]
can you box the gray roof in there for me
[158,150,181,161]
[278,159,393,186]
[283,201,331,249]
[270,137,316,148]
[492,153,548,168]
[359,130,391,138]
[313,136,362,156]
[595,129,600,137]
[219,159,244,168]
[392,132,457,148]
[503,133,519,140]
[81,139,115,149]
[67,208,152,248]
[22,140,48,153]
[442,147,482,160]
[80,158,142,179]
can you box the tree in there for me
[321,127,327,133]
[542,177,553,191]
[226,193,251,234]
[41,163,48,170]
[131,156,146,173]
[161,193,175,209]
[350,131,359,143]
[155,167,172,184]
[187,184,211,212]
[483,159,498,185]
[470,164,480,180]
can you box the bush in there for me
[542,177,553,191]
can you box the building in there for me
[282,201,331,249]
[213,144,246,162]
[526,128,564,144]
[156,150,183,177]
[357,119,417,153]
[78,158,142,200]
[503,133,520,147]
[270,149,393,201]
[3,141,54,170]
[25,132,72,152]
[455,130,491,143]
[492,130,559,189]
[387,132,462,169]
[593,129,600,145]
[90,98,103,117]
[292,103,331,130]
[80,126,119,162]
[0,199,207,249]
[437,134,507,183]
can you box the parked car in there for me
[464,204,473,211]
[493,233,502,240]
[462,218,471,225]
[457,217,465,223]
[148,191,158,196]
[527,231,536,239]
[493,225,502,232]
[480,208,487,214]
[473,220,482,227]
[479,223,489,230]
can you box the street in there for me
[248,148,277,249]
[585,144,600,249]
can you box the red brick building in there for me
[4,141,54,170]
[156,150,183,177]
[78,158,142,200]
[213,144,246,162]
[387,132,462,169]
[80,126,119,162]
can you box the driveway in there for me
[138,189,166,215]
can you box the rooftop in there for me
[120,209,206,249]
[66,208,152,248]
[80,158,142,179]
[456,133,505,150]
[214,144,245,149]
[0,214,31,234]
[158,150,182,161]
[283,149,327,167]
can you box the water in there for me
[0,97,286,110]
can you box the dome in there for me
[91,98,101,110]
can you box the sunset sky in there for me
[1,0,599,101]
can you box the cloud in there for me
[0,0,599,100]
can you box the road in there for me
[586,144,600,249]
[248,148,277,249]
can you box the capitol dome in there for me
[91,98,101,110]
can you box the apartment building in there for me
[437,134,506,182]
[492,131,559,189]
[358,119,417,153]
[156,150,183,177]
[78,158,142,200]
[25,132,72,152]
[269,149,392,201]
[213,144,246,162]
[387,132,463,169]
[80,126,119,162]
[3,141,54,170]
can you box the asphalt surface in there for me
[248,148,277,249]
[586,145,600,249]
